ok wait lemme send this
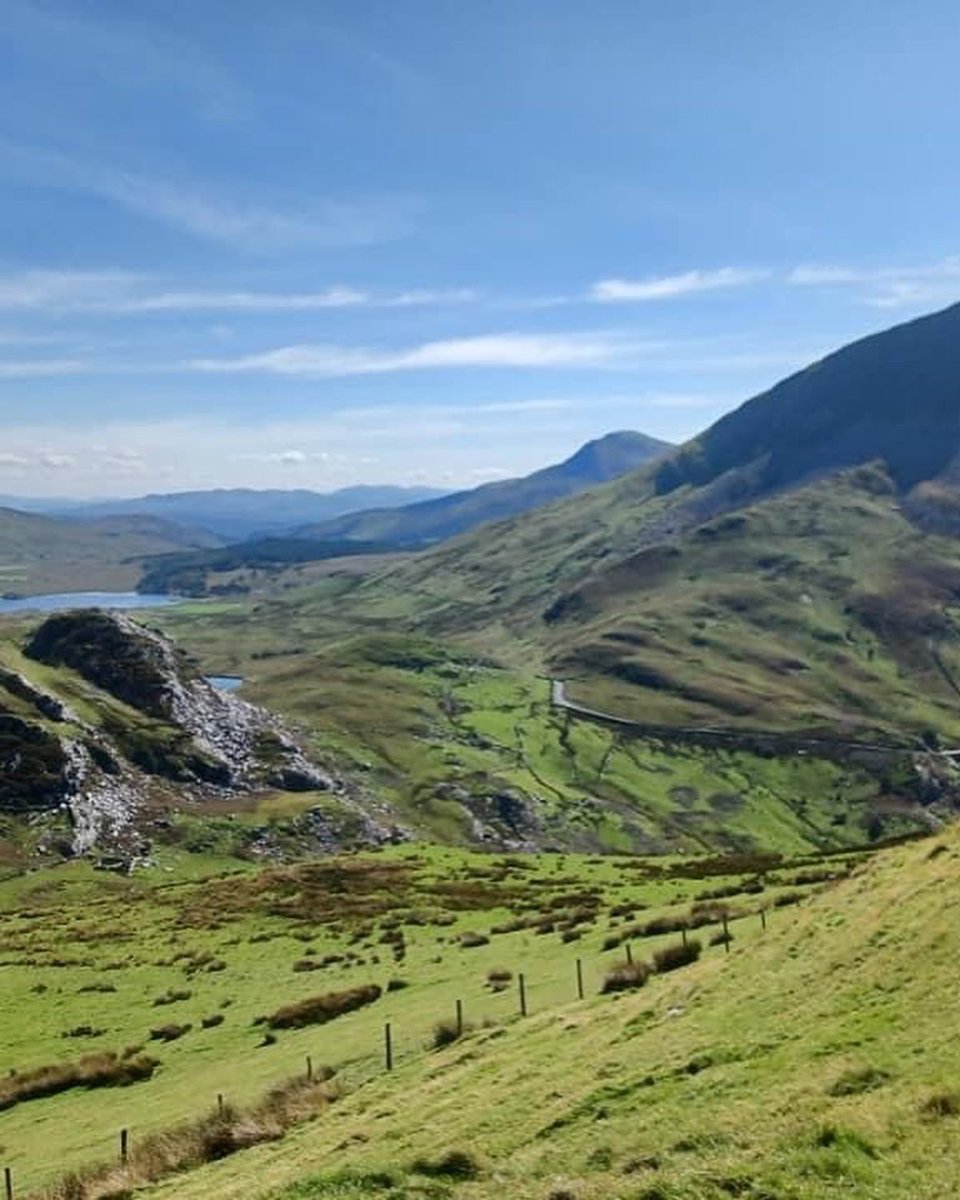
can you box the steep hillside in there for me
[13,824,960,1200]
[0,508,221,596]
[297,431,673,546]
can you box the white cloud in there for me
[590,267,768,303]
[0,270,477,315]
[788,257,960,309]
[188,332,647,376]
[0,358,89,377]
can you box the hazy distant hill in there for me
[37,485,450,541]
[297,431,674,545]
[0,508,221,596]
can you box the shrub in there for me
[201,1014,225,1030]
[486,968,513,985]
[459,931,490,948]
[0,1051,158,1112]
[602,934,623,951]
[386,978,408,992]
[653,940,702,973]
[149,1023,191,1043]
[709,930,732,947]
[601,961,653,994]
[62,1026,106,1039]
[266,984,382,1030]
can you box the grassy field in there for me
[0,842,855,1194]
[5,825,960,1199]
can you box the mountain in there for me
[48,485,450,541]
[296,430,674,545]
[256,303,960,750]
[0,507,222,596]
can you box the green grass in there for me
[0,842,848,1192]
[13,823,960,1200]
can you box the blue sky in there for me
[1,0,960,496]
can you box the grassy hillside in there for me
[9,824,960,1199]
[0,509,220,596]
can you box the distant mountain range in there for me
[6,485,450,542]
[296,431,674,545]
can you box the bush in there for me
[153,988,192,1007]
[828,1066,892,1096]
[386,977,409,992]
[266,984,382,1030]
[201,1014,225,1030]
[486,968,513,985]
[601,961,653,994]
[430,1018,469,1050]
[652,940,702,973]
[459,931,490,948]
[0,1051,158,1112]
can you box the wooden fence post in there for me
[456,999,463,1037]
[722,914,730,952]
[625,942,633,965]
[4,1166,13,1200]
[384,1022,393,1071]
[760,907,767,932]
[681,925,688,948]
[217,1092,225,1116]
[306,1054,313,1082]
[518,972,527,1017]
[120,1128,129,1164]
[576,957,584,1001]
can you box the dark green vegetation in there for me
[0,508,221,596]
[298,431,672,546]
[137,537,402,597]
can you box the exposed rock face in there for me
[25,610,332,793]
[0,610,339,858]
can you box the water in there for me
[0,591,178,615]
[206,675,244,693]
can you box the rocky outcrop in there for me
[0,610,339,859]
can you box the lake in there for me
[0,592,178,616]
[206,675,244,693]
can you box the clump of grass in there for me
[410,1148,480,1179]
[201,1014,225,1029]
[652,940,702,973]
[149,1023,191,1043]
[266,984,382,1030]
[921,1090,960,1120]
[39,1075,337,1199]
[486,967,513,986]
[76,982,117,994]
[386,977,409,992]
[430,1018,473,1050]
[152,988,192,1007]
[601,960,653,994]
[828,1066,892,1096]
[0,1051,158,1112]
[62,1025,106,1039]
[459,931,490,948]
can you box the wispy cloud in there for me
[0,144,414,252]
[589,267,769,303]
[0,358,89,378]
[189,332,650,376]
[788,257,960,309]
[0,270,476,314]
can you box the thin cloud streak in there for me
[590,267,769,303]
[188,332,656,376]
[789,256,960,309]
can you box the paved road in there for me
[549,679,942,759]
